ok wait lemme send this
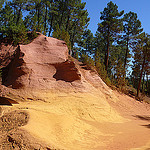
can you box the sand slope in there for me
[7,90,148,150]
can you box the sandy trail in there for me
[9,90,149,150]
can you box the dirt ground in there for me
[0,89,149,150]
[0,109,54,150]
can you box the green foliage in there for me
[94,48,111,86]
[6,23,28,45]
[10,0,28,25]
[53,25,71,50]
[123,11,143,71]
[95,61,107,79]
[74,51,79,60]
[23,31,38,45]
[95,60,112,87]
[78,29,94,54]
[94,32,105,63]
[0,0,5,9]
[28,31,38,41]
[81,54,95,69]
[98,1,124,72]
[0,1,28,45]
[132,32,150,97]
[24,0,44,32]
[123,11,143,37]
[115,60,126,90]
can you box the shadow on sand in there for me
[133,115,150,129]
[0,97,19,106]
[134,115,150,121]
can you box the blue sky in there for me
[82,0,150,35]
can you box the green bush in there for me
[105,77,112,86]
[24,31,38,45]
[3,23,28,46]
[53,25,71,50]
[75,51,79,60]
[81,54,95,69]
[95,61,112,86]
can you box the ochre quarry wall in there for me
[1,34,81,90]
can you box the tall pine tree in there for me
[98,1,124,72]
[132,33,150,97]
[123,11,143,72]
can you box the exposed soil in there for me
[0,109,54,150]
[8,91,149,150]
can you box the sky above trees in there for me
[82,0,150,34]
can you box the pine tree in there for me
[0,1,28,45]
[132,33,150,97]
[9,0,28,25]
[0,0,5,10]
[43,0,51,35]
[52,24,71,50]
[123,11,143,72]
[78,29,94,54]
[48,0,59,36]
[24,0,44,32]
[94,31,105,64]
[69,0,90,49]
[98,1,124,72]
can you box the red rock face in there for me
[1,34,81,89]
[2,47,26,89]
[20,34,68,65]
[0,44,17,68]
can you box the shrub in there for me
[81,54,95,69]
[95,60,112,86]
[3,23,28,46]
[24,31,38,45]
[53,25,71,50]
[74,51,79,60]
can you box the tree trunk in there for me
[71,25,76,50]
[66,10,70,31]
[124,36,129,70]
[44,3,48,35]
[16,7,22,25]
[14,7,16,20]
[142,71,145,93]
[48,14,53,37]
[146,74,149,95]
[137,54,146,97]
[105,27,110,72]
[37,3,40,31]
[59,8,64,29]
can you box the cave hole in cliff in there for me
[0,97,19,106]
[53,61,81,82]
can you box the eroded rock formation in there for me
[0,44,17,68]
[1,34,81,90]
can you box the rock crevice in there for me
[53,60,81,82]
